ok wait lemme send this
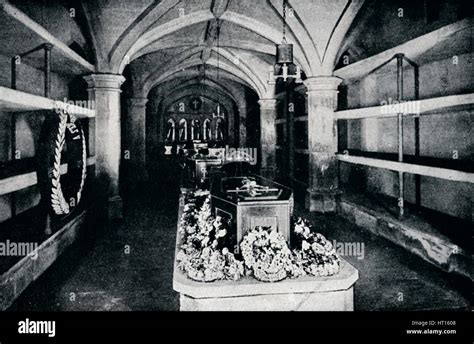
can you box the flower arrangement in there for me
[290,217,341,277]
[176,193,244,282]
[239,218,341,281]
[240,226,294,282]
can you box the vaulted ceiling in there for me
[79,0,366,98]
[5,0,463,100]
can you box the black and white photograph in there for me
[0,0,472,340]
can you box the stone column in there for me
[84,73,125,220]
[258,99,277,179]
[228,107,235,145]
[304,76,343,213]
[238,103,247,147]
[147,96,161,168]
[126,97,148,182]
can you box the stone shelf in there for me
[338,191,471,280]
[0,0,94,75]
[0,156,96,196]
[337,154,474,184]
[0,87,96,117]
[335,93,474,120]
[0,208,89,310]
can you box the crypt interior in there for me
[0,0,472,311]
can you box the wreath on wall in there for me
[37,111,87,215]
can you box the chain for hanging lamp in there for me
[277,0,292,64]
[216,18,221,81]
[282,0,287,43]
[269,0,302,83]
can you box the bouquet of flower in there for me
[177,193,244,282]
[290,217,341,277]
[177,244,243,282]
[240,226,294,282]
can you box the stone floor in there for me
[8,174,470,311]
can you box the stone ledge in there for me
[0,210,88,310]
[173,259,358,299]
[338,193,471,280]
[179,287,354,311]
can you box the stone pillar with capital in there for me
[84,73,125,220]
[304,76,342,213]
[126,97,148,183]
[258,99,277,179]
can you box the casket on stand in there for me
[210,174,294,247]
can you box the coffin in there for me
[187,156,223,184]
[210,174,293,246]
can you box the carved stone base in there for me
[179,287,354,311]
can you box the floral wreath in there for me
[38,111,87,215]
[177,192,244,282]
[240,226,294,282]
[240,219,341,281]
[290,217,341,277]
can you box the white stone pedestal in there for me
[175,261,357,311]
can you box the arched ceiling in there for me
[80,0,366,98]
[135,52,267,98]
[9,0,467,100]
[150,75,243,108]
[161,85,236,113]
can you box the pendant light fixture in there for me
[269,0,302,84]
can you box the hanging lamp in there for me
[269,0,302,84]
